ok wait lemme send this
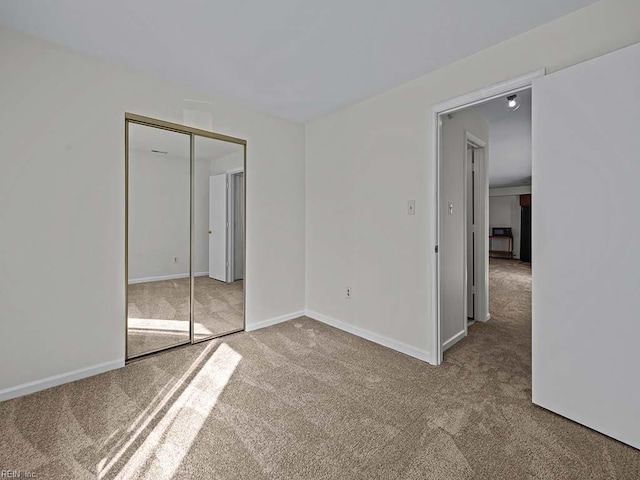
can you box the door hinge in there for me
[226,221,229,229]
[435,245,439,253]
[226,181,229,189]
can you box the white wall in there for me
[489,196,522,259]
[212,151,243,175]
[193,155,211,275]
[129,146,245,281]
[128,149,191,280]
[0,26,306,394]
[306,0,640,363]
[440,111,488,347]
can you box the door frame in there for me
[226,168,244,283]
[125,113,247,360]
[464,135,487,333]
[428,69,544,365]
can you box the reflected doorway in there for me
[125,114,246,360]
[193,136,245,342]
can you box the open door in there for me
[440,111,489,354]
[466,145,475,320]
[209,174,227,281]
[532,42,640,449]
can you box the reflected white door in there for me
[209,174,227,281]
[533,42,640,449]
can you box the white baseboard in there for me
[442,330,466,351]
[245,310,305,332]
[305,310,433,364]
[129,272,209,284]
[0,359,124,402]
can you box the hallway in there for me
[447,258,532,373]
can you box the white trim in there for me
[489,186,531,197]
[466,131,486,148]
[463,143,470,337]
[305,310,433,364]
[442,330,467,351]
[464,139,491,332]
[128,272,208,284]
[226,170,244,283]
[485,313,491,322]
[0,359,124,402]
[429,69,545,366]
[465,134,489,330]
[245,310,305,332]
[430,70,545,116]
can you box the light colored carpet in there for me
[1,260,639,479]
[127,277,243,357]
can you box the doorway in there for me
[440,90,532,356]
[431,43,640,449]
[430,70,542,365]
[466,142,483,326]
[230,171,245,282]
[207,170,244,283]
[125,113,247,360]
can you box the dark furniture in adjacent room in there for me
[490,227,513,259]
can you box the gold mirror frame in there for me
[125,113,247,361]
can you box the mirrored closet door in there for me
[193,136,245,342]
[126,114,246,360]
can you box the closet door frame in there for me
[125,112,247,361]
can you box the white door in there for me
[533,42,640,449]
[440,111,488,353]
[209,174,227,281]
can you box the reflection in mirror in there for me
[127,123,191,357]
[193,135,245,341]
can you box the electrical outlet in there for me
[346,287,352,299]
[173,256,178,264]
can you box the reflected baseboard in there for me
[128,272,209,284]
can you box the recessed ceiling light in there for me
[506,94,520,111]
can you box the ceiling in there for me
[0,0,597,122]
[471,88,531,125]
[129,123,242,160]
[470,89,532,188]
